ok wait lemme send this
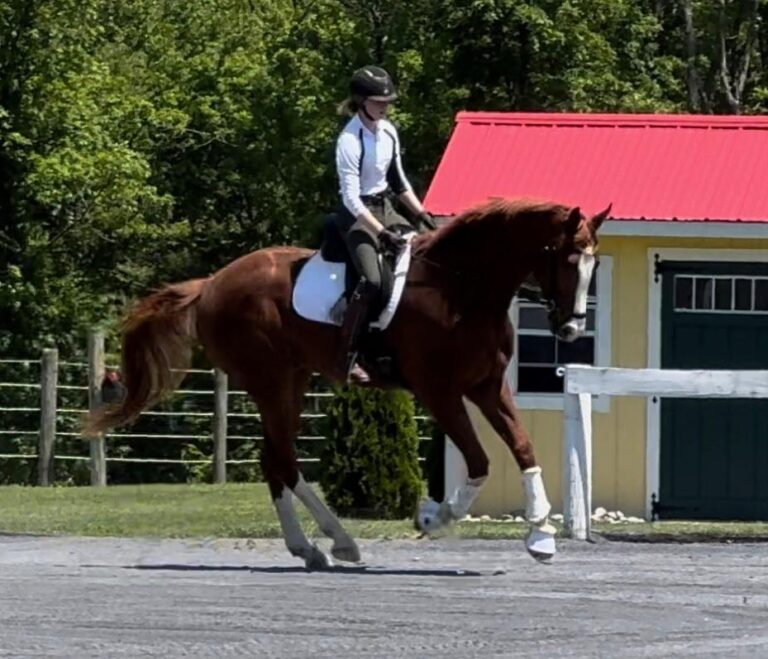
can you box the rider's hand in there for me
[379,228,407,252]
[417,210,437,231]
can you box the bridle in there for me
[409,241,591,322]
[510,246,595,323]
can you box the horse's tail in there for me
[83,278,207,436]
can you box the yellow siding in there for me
[469,235,768,518]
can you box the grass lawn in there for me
[1,483,767,542]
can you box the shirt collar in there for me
[354,113,381,137]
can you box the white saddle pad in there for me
[292,234,415,331]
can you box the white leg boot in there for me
[416,476,487,535]
[522,466,556,562]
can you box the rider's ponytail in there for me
[337,96,361,117]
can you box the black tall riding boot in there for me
[336,278,376,384]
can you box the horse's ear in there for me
[590,203,612,232]
[564,206,581,235]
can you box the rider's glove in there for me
[379,228,407,252]
[416,210,438,232]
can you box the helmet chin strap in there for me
[361,104,377,122]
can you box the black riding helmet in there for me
[350,65,398,102]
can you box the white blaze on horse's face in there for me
[557,249,596,343]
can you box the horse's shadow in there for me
[114,563,485,577]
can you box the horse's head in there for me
[526,204,611,342]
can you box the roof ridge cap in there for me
[456,111,768,129]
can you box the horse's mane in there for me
[419,197,570,253]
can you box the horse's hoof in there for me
[525,523,557,563]
[305,544,334,571]
[415,498,449,535]
[332,540,361,563]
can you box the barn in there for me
[424,112,768,520]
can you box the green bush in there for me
[320,386,423,519]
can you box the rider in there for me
[331,64,436,384]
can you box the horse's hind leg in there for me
[260,439,332,570]
[256,372,360,565]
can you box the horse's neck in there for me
[419,246,534,320]
[424,218,550,312]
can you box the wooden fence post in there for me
[562,389,593,541]
[37,348,58,486]
[213,368,228,484]
[87,330,107,486]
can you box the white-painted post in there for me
[87,331,107,486]
[562,388,593,540]
[561,365,768,540]
[37,348,58,486]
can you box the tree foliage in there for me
[2,0,767,356]
[2,0,767,485]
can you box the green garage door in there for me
[660,261,768,520]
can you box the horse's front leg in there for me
[414,392,489,534]
[467,377,557,562]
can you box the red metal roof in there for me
[423,112,768,222]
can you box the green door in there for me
[660,261,768,520]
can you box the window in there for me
[508,256,613,411]
[674,275,768,314]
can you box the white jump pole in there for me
[561,365,768,540]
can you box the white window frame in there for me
[672,273,768,314]
[506,255,613,413]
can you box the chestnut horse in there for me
[85,197,608,568]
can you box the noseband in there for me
[519,246,587,321]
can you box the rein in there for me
[410,245,580,313]
[411,245,587,320]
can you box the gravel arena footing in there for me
[1,535,767,657]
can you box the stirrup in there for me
[347,363,370,384]
[343,349,370,384]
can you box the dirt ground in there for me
[1,534,767,658]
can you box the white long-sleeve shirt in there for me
[335,114,412,217]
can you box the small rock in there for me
[514,516,526,523]
[594,506,607,518]
[551,513,564,522]
[627,516,645,523]
[480,515,492,521]
[615,511,626,521]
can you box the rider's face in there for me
[363,99,391,121]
